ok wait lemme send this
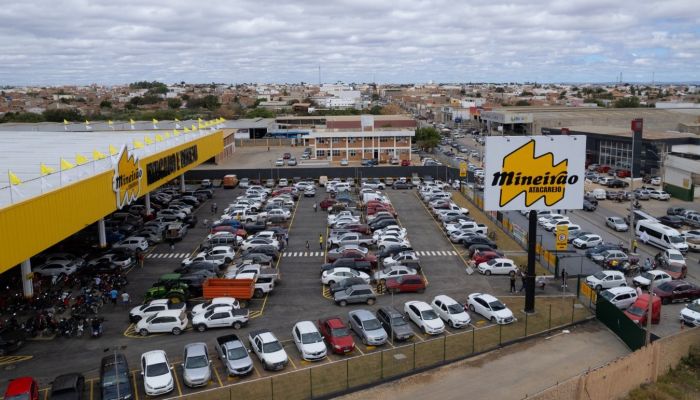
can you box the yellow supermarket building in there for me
[0,120,224,297]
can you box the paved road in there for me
[337,321,630,400]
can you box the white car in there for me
[113,236,149,252]
[404,301,445,335]
[321,267,370,285]
[376,237,411,250]
[599,287,638,310]
[373,265,418,282]
[267,209,291,220]
[650,176,662,185]
[292,321,327,361]
[181,252,225,268]
[572,234,603,249]
[136,309,188,336]
[431,295,471,329]
[586,270,627,291]
[240,237,279,252]
[192,305,249,331]
[248,329,289,371]
[157,209,186,219]
[477,258,519,276]
[542,218,572,232]
[467,293,516,325]
[633,270,672,288]
[278,178,288,187]
[328,212,359,225]
[382,252,419,267]
[275,159,284,166]
[605,216,629,232]
[191,297,240,316]
[141,350,174,396]
[649,190,670,200]
[129,299,185,322]
[538,213,564,226]
[680,299,700,327]
[34,260,79,276]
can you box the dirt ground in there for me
[336,321,629,400]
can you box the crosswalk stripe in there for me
[451,250,458,255]
[147,253,155,259]
[283,252,289,257]
[303,252,308,257]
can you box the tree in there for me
[515,100,531,106]
[413,127,440,150]
[0,112,44,123]
[520,91,534,96]
[167,98,183,109]
[43,108,83,122]
[371,93,380,101]
[495,87,505,93]
[614,96,641,108]
[244,108,275,118]
[475,92,482,98]
[369,105,382,115]
[559,90,567,99]
[99,100,112,108]
[380,104,402,115]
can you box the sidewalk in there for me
[336,321,629,400]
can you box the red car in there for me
[4,377,39,400]
[318,317,355,354]
[211,225,247,237]
[472,250,500,265]
[385,275,426,293]
[341,224,371,235]
[283,153,291,159]
[401,160,411,166]
[320,198,337,210]
[327,249,377,266]
[616,169,631,178]
[652,280,700,304]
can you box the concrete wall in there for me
[529,328,700,400]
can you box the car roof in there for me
[184,342,208,357]
[349,309,375,320]
[154,309,183,317]
[433,295,458,305]
[473,293,498,302]
[322,317,346,328]
[142,350,167,363]
[7,377,35,394]
[212,246,232,251]
[294,321,318,333]
[51,373,83,391]
[406,300,431,310]
[378,306,403,317]
[605,287,636,295]
[147,299,170,306]
[602,270,624,275]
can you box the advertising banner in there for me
[484,135,586,211]
[459,161,467,177]
[556,224,569,251]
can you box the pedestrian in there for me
[313,202,317,212]
[94,275,101,288]
[561,268,568,289]
[319,234,324,250]
[644,257,652,271]
[305,240,310,251]
[109,288,118,306]
[284,232,289,247]
[267,146,270,151]
[121,292,130,309]
[632,239,638,253]
[520,271,527,293]
[509,273,516,293]
[169,239,175,251]
[641,231,650,244]
[137,252,145,268]
[211,202,218,214]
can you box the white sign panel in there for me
[483,135,586,211]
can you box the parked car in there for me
[653,280,700,304]
[4,378,39,400]
[680,299,700,327]
[140,350,174,396]
[348,309,388,346]
[633,270,673,289]
[404,301,445,335]
[375,307,414,341]
[182,343,211,388]
[600,287,638,310]
[477,258,519,276]
[99,353,134,400]
[431,295,471,329]
[129,299,187,323]
[192,306,249,331]
[292,321,327,361]
[586,270,627,291]
[334,284,376,306]
[49,373,85,400]
[467,293,515,324]
[658,215,684,229]
[248,329,288,371]
[214,334,253,376]
[385,274,426,293]
[572,234,603,249]
[624,294,661,325]
[318,317,355,354]
[136,309,188,336]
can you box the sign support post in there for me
[525,210,537,313]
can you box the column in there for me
[180,174,186,192]
[98,218,107,248]
[330,137,333,161]
[21,259,33,298]
[145,193,152,216]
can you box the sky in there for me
[0,0,699,85]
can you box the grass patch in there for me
[624,346,700,400]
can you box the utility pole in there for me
[646,279,653,345]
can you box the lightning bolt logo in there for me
[113,146,142,209]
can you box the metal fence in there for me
[185,166,461,182]
[172,297,591,400]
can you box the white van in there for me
[591,188,606,200]
[636,220,688,253]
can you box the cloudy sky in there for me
[0,0,698,85]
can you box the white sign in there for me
[483,135,586,211]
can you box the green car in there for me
[144,273,189,303]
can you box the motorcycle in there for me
[91,318,103,338]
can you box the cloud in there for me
[0,0,698,84]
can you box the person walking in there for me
[519,271,527,293]
[137,251,145,269]
[561,268,568,289]
[632,239,638,253]
[120,292,130,309]
[169,239,175,251]
[509,273,517,293]
[109,288,119,306]
[313,202,317,212]
[305,240,310,251]
[211,202,218,214]
[284,232,289,248]
[319,234,324,250]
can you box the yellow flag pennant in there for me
[183,127,190,133]
[191,124,198,131]
[173,129,180,136]
[109,144,118,156]
[8,171,21,186]
[63,119,69,125]
[107,120,113,125]
[165,131,171,139]
[152,118,158,124]
[93,149,107,160]
[197,118,203,123]
[174,118,180,122]
[144,136,154,145]
[75,153,89,165]
[61,158,75,170]
[133,139,144,149]
[155,134,163,142]
[85,120,90,125]
[40,163,55,176]
[130,119,135,125]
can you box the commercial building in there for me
[0,120,224,296]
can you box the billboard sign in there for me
[483,135,586,211]
[459,161,467,177]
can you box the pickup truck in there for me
[214,334,254,376]
[320,258,373,275]
[229,263,281,283]
[128,299,187,322]
[329,233,373,249]
[248,329,289,371]
[224,269,277,298]
[192,306,250,331]
[445,221,487,235]
[240,210,268,223]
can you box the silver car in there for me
[182,343,211,387]
[348,309,387,346]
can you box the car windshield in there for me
[101,370,129,387]
[448,304,464,314]
[421,310,438,320]
[146,362,170,377]
[669,236,685,244]
[227,347,248,360]
[146,313,158,323]
[185,355,209,369]
[362,319,382,330]
[489,301,506,311]
[657,282,674,291]
[641,272,654,280]
[626,305,645,317]
[204,309,215,318]
[600,291,615,301]
[262,341,283,353]
[664,264,683,273]
[301,332,323,344]
[331,327,349,337]
[486,259,497,266]
[592,272,607,280]
[391,316,407,326]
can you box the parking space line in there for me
[414,192,470,268]
[354,345,365,355]
[0,355,33,366]
[253,365,261,378]
[287,356,297,370]
[172,364,183,396]
[131,371,140,400]
[42,388,48,400]
[413,333,425,342]
[212,364,224,387]
[90,379,94,400]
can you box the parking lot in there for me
[1,175,592,399]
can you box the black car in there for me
[180,272,215,296]
[585,242,624,258]
[368,218,398,231]
[582,200,597,211]
[583,194,599,206]
[658,215,684,228]
[375,306,414,341]
[329,277,367,294]
[608,179,628,188]
[175,262,220,275]
[100,353,134,400]
[0,328,25,356]
[242,245,279,260]
[51,373,85,400]
[377,245,414,259]
[461,235,497,249]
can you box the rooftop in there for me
[558,125,697,141]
